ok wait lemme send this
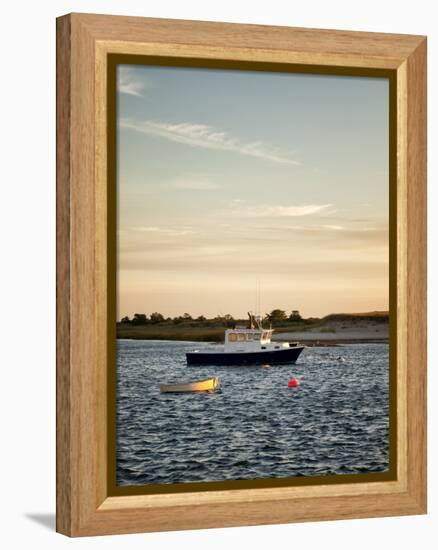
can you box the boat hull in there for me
[186,346,304,366]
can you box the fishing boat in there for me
[186,313,305,366]
[160,376,220,393]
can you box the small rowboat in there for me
[160,376,220,394]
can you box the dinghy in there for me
[159,376,220,393]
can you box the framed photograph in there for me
[56,13,427,536]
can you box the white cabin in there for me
[223,325,293,353]
[224,327,270,352]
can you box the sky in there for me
[116,64,389,319]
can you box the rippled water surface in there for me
[116,340,389,486]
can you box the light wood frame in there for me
[56,13,427,537]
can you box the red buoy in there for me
[288,378,300,388]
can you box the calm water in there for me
[116,340,389,486]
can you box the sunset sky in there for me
[117,64,389,319]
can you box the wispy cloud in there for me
[319,224,381,232]
[117,67,146,97]
[120,118,299,165]
[128,226,195,237]
[276,223,388,248]
[232,204,333,217]
[321,224,346,231]
[133,226,161,232]
[170,180,220,190]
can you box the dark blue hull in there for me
[186,346,304,366]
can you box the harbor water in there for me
[116,340,389,486]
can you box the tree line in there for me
[119,309,306,326]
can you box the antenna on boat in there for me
[251,279,263,329]
[255,278,261,317]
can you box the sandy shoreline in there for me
[274,321,388,345]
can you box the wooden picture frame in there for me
[56,13,427,537]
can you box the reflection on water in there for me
[116,340,389,486]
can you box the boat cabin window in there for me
[229,333,237,342]
[237,334,245,342]
[252,333,260,341]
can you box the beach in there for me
[274,318,388,344]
